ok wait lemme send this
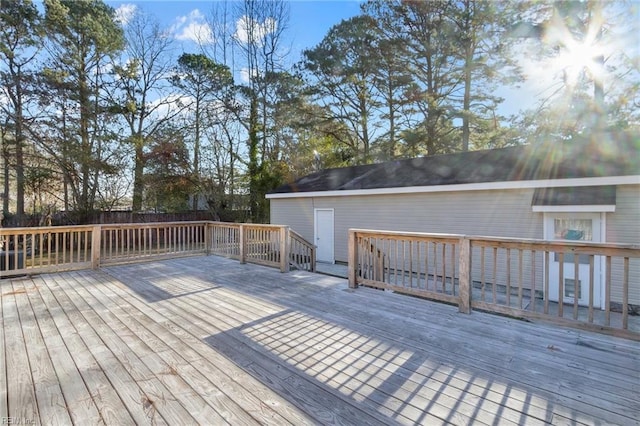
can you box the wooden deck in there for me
[1,256,638,425]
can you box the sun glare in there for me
[543,10,605,89]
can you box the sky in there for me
[106,0,363,63]
[70,1,640,119]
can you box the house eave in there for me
[266,175,640,199]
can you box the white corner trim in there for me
[532,205,616,213]
[266,175,640,199]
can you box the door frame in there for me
[543,212,606,309]
[314,208,335,264]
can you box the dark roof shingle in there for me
[271,133,639,195]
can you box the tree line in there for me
[1,0,638,224]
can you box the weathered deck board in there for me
[24,276,129,425]
[0,280,7,420]
[1,255,639,425]
[10,278,71,425]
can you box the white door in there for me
[314,209,334,264]
[545,213,602,307]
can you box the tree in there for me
[233,0,290,222]
[144,127,193,213]
[42,0,125,214]
[171,53,234,210]
[300,15,381,164]
[112,9,178,212]
[511,0,640,139]
[0,0,43,221]
[449,0,518,151]
[379,0,462,156]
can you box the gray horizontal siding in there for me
[606,185,640,304]
[270,184,639,305]
[311,188,541,262]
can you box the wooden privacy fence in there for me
[0,221,316,278]
[348,229,640,340]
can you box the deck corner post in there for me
[280,226,290,273]
[239,224,246,264]
[348,229,358,289]
[91,225,102,269]
[458,236,472,314]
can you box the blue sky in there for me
[103,0,639,118]
[106,0,363,64]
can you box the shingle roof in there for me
[270,133,639,194]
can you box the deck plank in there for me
[150,280,516,425]
[78,268,313,426]
[107,266,387,426]
[25,276,130,425]
[47,273,196,425]
[10,278,71,425]
[0,280,7,419]
[62,270,244,425]
[2,280,40,424]
[184,260,638,425]
[1,255,639,426]
[37,274,166,425]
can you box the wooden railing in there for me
[100,222,208,264]
[290,230,316,272]
[348,229,640,340]
[0,221,317,277]
[0,225,95,276]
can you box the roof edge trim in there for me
[532,205,616,213]
[266,175,640,199]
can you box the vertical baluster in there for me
[518,250,524,309]
[450,242,456,296]
[573,254,580,320]
[480,246,486,302]
[558,253,564,318]
[506,248,511,307]
[544,251,550,314]
[441,243,446,293]
[605,256,611,326]
[588,255,594,323]
[492,247,498,304]
[622,257,629,330]
[530,250,536,313]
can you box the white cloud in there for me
[115,4,137,26]
[239,68,250,83]
[234,15,278,45]
[171,9,214,45]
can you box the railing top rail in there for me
[0,224,96,234]
[100,221,211,229]
[349,228,463,241]
[350,228,640,256]
[468,235,640,256]
[290,229,306,240]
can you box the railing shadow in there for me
[179,257,635,425]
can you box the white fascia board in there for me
[532,205,616,213]
[265,175,640,199]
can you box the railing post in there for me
[348,229,358,289]
[91,225,102,270]
[458,236,471,314]
[280,226,290,273]
[239,225,246,264]
[204,222,211,255]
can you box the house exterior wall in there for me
[270,184,639,305]
[271,188,542,262]
[606,184,640,304]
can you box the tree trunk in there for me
[248,95,260,222]
[131,142,145,212]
